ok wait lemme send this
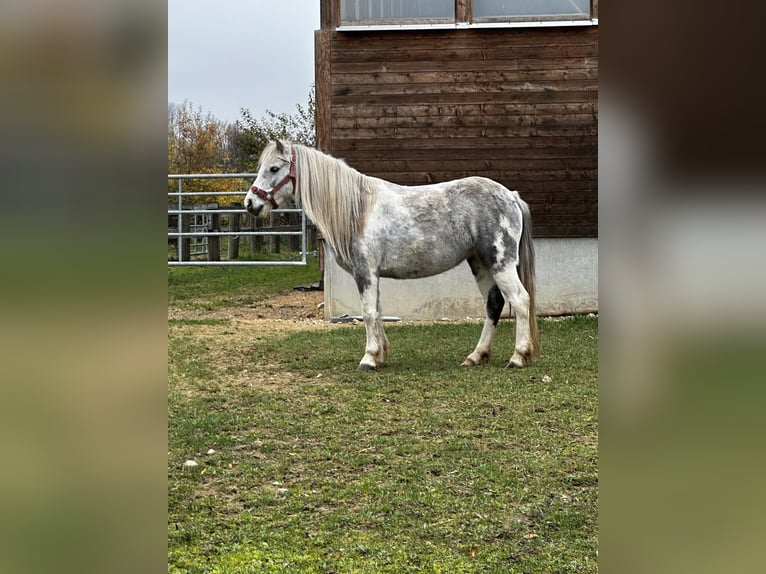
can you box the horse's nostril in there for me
[244,198,262,217]
[244,197,259,215]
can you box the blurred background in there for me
[600,1,766,572]
[0,2,166,573]
[0,1,764,572]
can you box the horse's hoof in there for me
[462,353,488,367]
[358,363,376,371]
[506,350,529,368]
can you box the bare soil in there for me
[168,290,345,392]
[168,290,331,333]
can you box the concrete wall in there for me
[323,238,598,321]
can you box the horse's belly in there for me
[379,247,466,279]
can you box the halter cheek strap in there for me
[250,147,297,209]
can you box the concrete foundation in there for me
[323,238,598,320]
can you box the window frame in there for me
[338,0,456,26]
[471,0,592,24]
[334,0,598,30]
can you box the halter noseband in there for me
[250,147,297,209]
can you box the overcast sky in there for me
[168,0,321,125]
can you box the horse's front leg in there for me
[355,272,388,371]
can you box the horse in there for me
[244,140,539,371]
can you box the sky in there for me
[168,0,321,125]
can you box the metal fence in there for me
[168,173,308,266]
[187,207,212,257]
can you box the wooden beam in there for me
[456,0,470,23]
[314,30,332,152]
[321,0,339,29]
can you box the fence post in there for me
[180,209,191,262]
[289,212,300,252]
[308,223,317,253]
[246,215,262,254]
[207,205,220,261]
[270,212,280,254]
[228,210,240,260]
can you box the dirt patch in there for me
[169,290,346,393]
[168,289,329,333]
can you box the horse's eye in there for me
[270,166,280,173]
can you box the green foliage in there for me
[230,84,316,172]
[168,85,316,198]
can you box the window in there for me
[473,0,590,21]
[340,0,454,23]
[337,0,595,27]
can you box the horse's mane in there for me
[283,143,376,267]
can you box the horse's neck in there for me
[297,146,373,266]
[303,146,371,199]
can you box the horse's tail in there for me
[518,197,540,357]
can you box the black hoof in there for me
[358,363,376,371]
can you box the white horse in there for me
[245,140,539,371]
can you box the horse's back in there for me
[363,176,525,279]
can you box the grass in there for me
[168,257,320,310]
[168,266,598,572]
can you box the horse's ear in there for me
[275,139,285,154]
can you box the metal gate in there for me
[168,173,308,266]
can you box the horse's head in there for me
[244,140,296,217]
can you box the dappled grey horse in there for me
[245,140,539,371]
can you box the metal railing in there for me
[168,173,308,266]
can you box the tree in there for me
[167,85,316,193]
[229,85,316,172]
[167,100,236,201]
[168,100,233,174]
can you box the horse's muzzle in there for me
[244,196,263,217]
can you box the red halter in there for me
[250,147,297,209]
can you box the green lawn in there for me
[168,266,597,572]
[168,259,321,310]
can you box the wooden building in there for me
[315,0,598,238]
[315,1,599,318]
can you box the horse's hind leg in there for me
[462,256,504,366]
[494,265,535,368]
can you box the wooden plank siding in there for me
[315,23,598,238]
